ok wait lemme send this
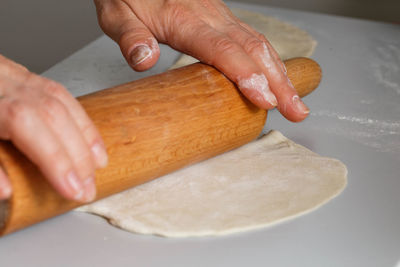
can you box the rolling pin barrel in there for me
[0,57,321,236]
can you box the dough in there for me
[79,131,347,237]
[170,8,317,69]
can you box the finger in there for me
[94,0,160,71]
[26,75,108,169]
[37,95,97,201]
[0,97,86,202]
[226,26,309,122]
[236,22,287,73]
[260,43,310,122]
[172,24,277,109]
[0,168,12,200]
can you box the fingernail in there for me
[83,176,96,202]
[238,73,277,107]
[91,142,108,168]
[130,45,152,66]
[66,171,84,201]
[292,95,310,114]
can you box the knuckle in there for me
[207,36,240,65]
[118,25,149,46]
[212,36,239,55]
[213,37,235,51]
[14,62,29,74]
[5,99,32,124]
[3,99,34,135]
[47,147,67,167]
[75,151,95,174]
[40,96,67,123]
[242,37,264,55]
[43,81,68,99]
[43,148,72,177]
[80,121,96,140]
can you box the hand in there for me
[0,55,108,201]
[94,0,310,122]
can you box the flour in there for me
[237,73,277,106]
[370,42,400,95]
[261,43,275,71]
[311,110,400,154]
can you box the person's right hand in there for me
[0,55,108,202]
[94,0,310,123]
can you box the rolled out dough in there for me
[80,131,347,237]
[170,8,317,69]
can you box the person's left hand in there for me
[93,0,309,122]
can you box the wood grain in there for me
[0,57,321,236]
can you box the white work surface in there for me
[1,2,399,266]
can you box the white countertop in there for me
[0,2,399,266]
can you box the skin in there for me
[0,0,309,201]
[0,55,107,202]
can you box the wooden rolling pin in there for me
[0,57,321,236]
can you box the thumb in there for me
[94,0,160,71]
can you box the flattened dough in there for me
[80,131,347,237]
[170,8,317,69]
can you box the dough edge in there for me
[96,176,347,238]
